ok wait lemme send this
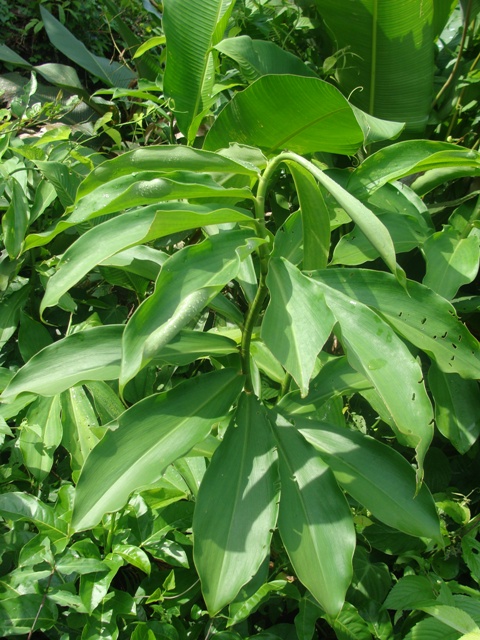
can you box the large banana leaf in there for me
[163,0,235,141]
[312,0,453,133]
[204,75,402,155]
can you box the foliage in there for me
[0,0,479,638]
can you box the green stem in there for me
[240,156,286,392]
[240,151,333,393]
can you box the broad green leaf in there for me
[19,395,63,482]
[348,141,480,199]
[294,594,323,640]
[312,278,434,472]
[18,312,53,362]
[61,385,100,473]
[295,418,441,541]
[79,553,123,614]
[57,171,253,230]
[350,547,391,607]
[262,258,335,397]
[83,380,127,425]
[100,245,167,281]
[34,62,86,93]
[286,162,330,270]
[121,230,261,387]
[193,394,279,615]
[419,605,480,635]
[1,325,123,401]
[314,269,480,379]
[113,544,151,575]
[154,329,238,366]
[0,43,31,67]
[3,179,29,258]
[423,228,480,300]
[0,285,30,350]
[383,575,437,610]
[227,581,297,628]
[40,204,254,313]
[429,364,480,454]
[0,595,58,636]
[215,36,317,82]
[33,160,79,208]
[332,182,432,266]
[313,0,436,133]
[72,369,244,531]
[164,0,235,139]
[326,601,373,640]
[205,76,366,155]
[278,356,373,417]
[40,6,135,87]
[285,154,403,282]
[75,145,259,199]
[0,492,68,543]
[272,414,355,616]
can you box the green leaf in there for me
[72,369,244,531]
[272,413,355,616]
[327,601,373,640]
[462,538,480,585]
[347,141,480,199]
[295,418,441,541]
[204,76,370,155]
[76,145,258,199]
[313,0,437,133]
[423,228,480,300]
[113,544,151,575]
[227,581,296,628]
[312,278,434,476]
[419,605,480,635]
[1,325,123,401]
[61,385,100,473]
[286,162,330,270]
[215,36,317,82]
[0,285,30,350]
[133,35,166,58]
[19,395,63,482]
[40,204,253,313]
[383,574,436,610]
[153,329,238,366]
[59,172,253,230]
[287,155,403,282]
[313,269,480,379]
[263,259,335,396]
[2,179,30,258]
[294,595,323,640]
[18,312,53,362]
[428,364,480,454]
[33,160,79,208]
[40,5,135,87]
[278,356,372,417]
[0,492,68,543]
[121,230,260,388]
[163,0,235,139]
[0,595,58,636]
[79,553,123,614]
[193,394,279,615]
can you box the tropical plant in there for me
[0,0,479,638]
